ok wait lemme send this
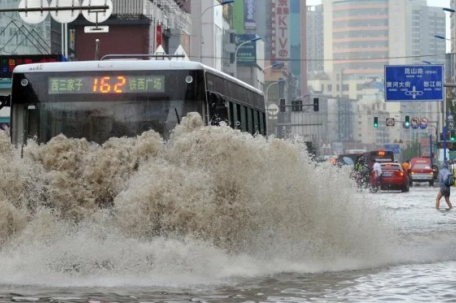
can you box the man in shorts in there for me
[372,159,382,185]
[436,162,453,210]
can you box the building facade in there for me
[70,0,191,61]
[190,0,234,71]
[307,0,445,149]
[306,5,324,75]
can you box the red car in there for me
[409,158,434,186]
[371,162,409,192]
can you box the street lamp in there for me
[200,0,234,62]
[443,5,455,49]
[443,114,455,163]
[434,34,451,41]
[434,24,454,164]
[265,77,285,119]
[257,62,285,91]
[234,36,262,78]
[265,78,286,103]
[263,62,285,73]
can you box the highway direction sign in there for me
[384,143,401,154]
[384,65,444,102]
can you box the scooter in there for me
[351,166,370,190]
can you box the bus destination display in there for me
[48,75,165,94]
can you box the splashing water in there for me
[0,113,396,287]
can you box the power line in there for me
[198,52,451,62]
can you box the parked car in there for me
[375,162,409,192]
[409,158,434,186]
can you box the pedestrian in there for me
[402,159,411,185]
[373,159,382,182]
[401,160,410,172]
[354,156,365,172]
[436,162,453,210]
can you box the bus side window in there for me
[253,110,259,134]
[208,92,228,126]
[247,108,254,134]
[235,103,241,129]
[240,105,247,131]
[259,111,265,135]
[228,101,235,128]
[25,104,39,140]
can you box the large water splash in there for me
[0,113,396,287]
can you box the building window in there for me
[328,84,332,91]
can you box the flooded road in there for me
[0,120,454,302]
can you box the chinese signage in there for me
[271,0,290,61]
[0,55,65,78]
[384,65,444,102]
[48,75,165,94]
[236,34,257,66]
[156,24,162,47]
[384,143,400,154]
[244,0,256,30]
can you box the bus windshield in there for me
[364,150,395,169]
[11,69,205,144]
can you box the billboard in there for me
[0,55,66,78]
[244,0,256,30]
[271,0,290,61]
[235,34,257,66]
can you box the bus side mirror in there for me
[0,95,11,110]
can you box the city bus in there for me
[0,60,266,145]
[363,150,395,170]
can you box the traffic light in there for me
[404,115,410,128]
[313,98,319,112]
[373,116,378,128]
[279,98,286,112]
[291,100,302,112]
[451,130,455,142]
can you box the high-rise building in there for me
[451,0,456,56]
[306,5,324,75]
[308,0,445,146]
[190,0,236,73]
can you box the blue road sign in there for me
[384,65,444,102]
[384,144,401,154]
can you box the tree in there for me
[401,141,421,162]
